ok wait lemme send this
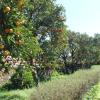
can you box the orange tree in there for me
[0,0,41,64]
[0,0,42,88]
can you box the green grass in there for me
[96,84,100,99]
[0,65,100,100]
[83,82,100,100]
[0,88,35,100]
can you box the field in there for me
[0,65,100,100]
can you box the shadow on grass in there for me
[0,86,25,100]
[0,94,25,100]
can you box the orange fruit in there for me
[15,40,24,45]
[16,32,21,35]
[15,21,21,26]
[9,29,13,33]
[3,50,10,56]
[5,29,10,33]
[5,28,13,33]
[20,20,25,24]
[15,20,25,26]
[3,6,11,13]
[17,0,24,9]
[0,44,4,49]
[15,41,19,45]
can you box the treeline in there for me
[38,30,100,76]
[58,31,100,74]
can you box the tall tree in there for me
[27,0,67,68]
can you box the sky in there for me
[57,0,100,36]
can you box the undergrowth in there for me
[0,65,100,100]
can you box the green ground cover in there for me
[83,83,100,100]
[0,65,100,100]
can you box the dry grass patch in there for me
[30,66,100,100]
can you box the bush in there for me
[51,70,60,77]
[10,65,35,89]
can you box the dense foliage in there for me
[0,66,100,100]
[59,31,100,73]
[0,0,100,89]
[10,65,34,89]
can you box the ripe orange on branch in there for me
[9,29,13,33]
[0,44,4,49]
[3,50,10,56]
[4,29,9,33]
[16,21,21,26]
[3,6,11,13]
[15,40,24,45]
[16,20,22,26]
[16,32,21,35]
[15,20,25,26]
[16,0,25,9]
[5,28,13,33]
[15,40,20,45]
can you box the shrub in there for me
[10,65,35,89]
[51,70,60,77]
[50,70,61,80]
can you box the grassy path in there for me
[95,84,100,99]
[83,65,100,100]
[83,82,100,100]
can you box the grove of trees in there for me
[0,0,100,89]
